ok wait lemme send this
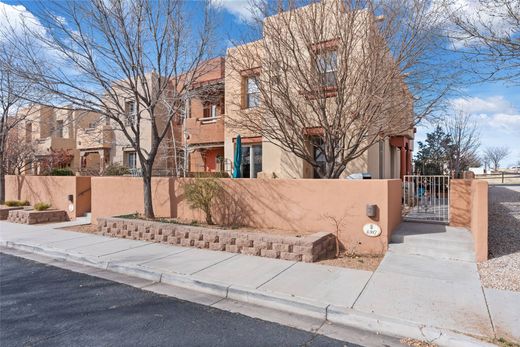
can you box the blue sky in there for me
[2,0,519,167]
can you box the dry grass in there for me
[60,224,99,234]
[317,252,383,271]
[400,338,437,347]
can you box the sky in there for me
[1,0,519,167]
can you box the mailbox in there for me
[366,204,377,218]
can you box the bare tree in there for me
[446,0,520,83]
[444,111,480,177]
[2,127,36,175]
[3,0,215,217]
[0,40,42,202]
[483,146,511,171]
[226,0,455,178]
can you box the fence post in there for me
[502,172,504,184]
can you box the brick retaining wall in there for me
[0,206,23,220]
[8,209,69,224]
[97,217,336,263]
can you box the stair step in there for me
[390,234,474,252]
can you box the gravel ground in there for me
[478,186,520,292]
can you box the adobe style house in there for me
[10,2,414,180]
[15,105,107,174]
[223,0,414,179]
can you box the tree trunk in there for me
[142,165,155,219]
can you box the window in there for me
[127,152,137,169]
[125,100,136,125]
[316,50,337,87]
[55,120,64,138]
[245,76,259,108]
[202,103,218,119]
[311,137,326,178]
[25,122,32,143]
[239,144,262,178]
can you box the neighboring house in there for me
[13,105,110,175]
[106,71,178,176]
[224,1,414,179]
[21,105,78,174]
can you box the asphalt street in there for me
[0,253,367,347]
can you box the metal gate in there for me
[402,175,450,223]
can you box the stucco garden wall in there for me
[91,177,175,221]
[5,175,91,220]
[91,177,402,255]
[449,179,489,261]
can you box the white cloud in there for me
[450,96,516,115]
[211,0,254,22]
[438,0,517,49]
[0,2,45,41]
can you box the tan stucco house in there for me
[223,0,414,179]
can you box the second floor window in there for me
[246,76,259,108]
[316,50,337,87]
[55,120,64,137]
[203,104,218,119]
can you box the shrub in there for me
[187,171,230,178]
[34,202,51,211]
[104,163,130,176]
[183,178,221,225]
[51,168,75,176]
[5,200,30,207]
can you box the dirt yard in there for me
[478,185,520,292]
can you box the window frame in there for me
[245,76,260,109]
[127,151,137,169]
[315,49,338,88]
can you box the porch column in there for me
[400,147,406,180]
[99,149,105,173]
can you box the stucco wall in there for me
[471,180,488,262]
[449,179,472,227]
[449,179,488,261]
[89,177,401,255]
[175,178,402,255]
[5,175,91,219]
[91,177,175,222]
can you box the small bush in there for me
[34,202,51,211]
[51,168,75,176]
[5,200,30,207]
[183,178,221,225]
[104,163,130,176]
[187,171,230,178]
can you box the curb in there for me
[1,241,494,347]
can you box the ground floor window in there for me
[311,137,326,178]
[126,151,137,169]
[240,144,262,178]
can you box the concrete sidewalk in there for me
[1,220,517,346]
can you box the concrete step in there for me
[387,243,475,262]
[390,222,474,254]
